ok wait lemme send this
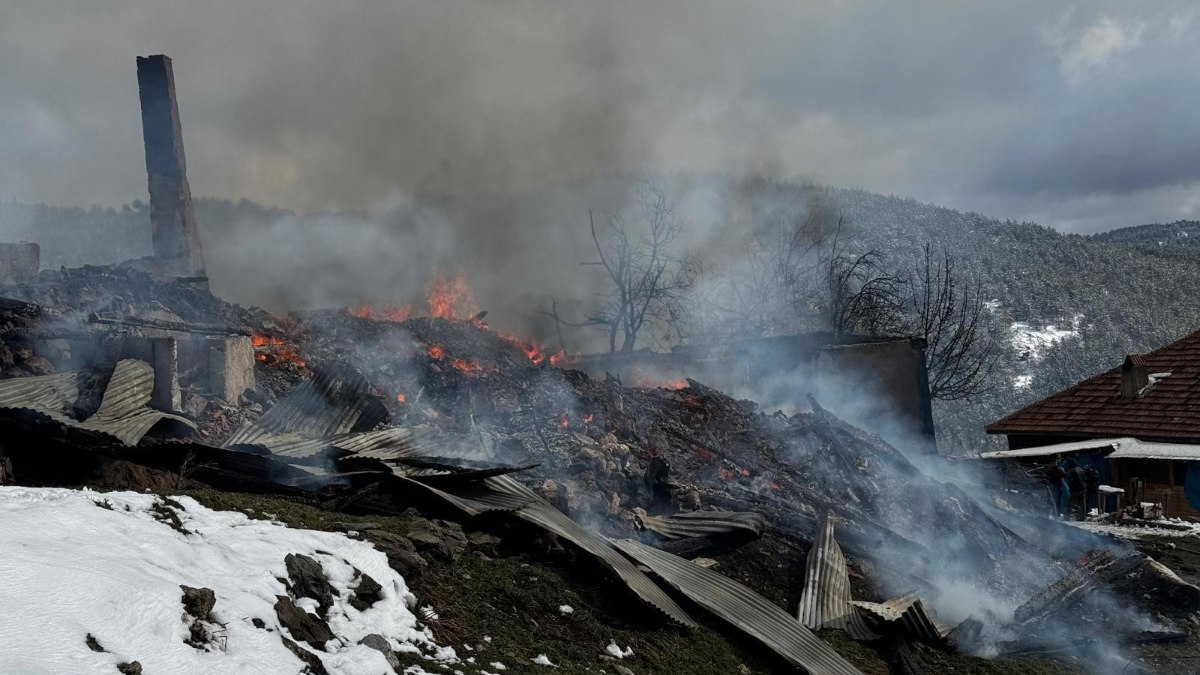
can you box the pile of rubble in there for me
[2,268,1198,673]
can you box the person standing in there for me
[1044,461,1066,518]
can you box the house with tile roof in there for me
[986,330,1200,519]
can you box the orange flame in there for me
[450,358,482,376]
[384,305,411,322]
[558,413,570,428]
[739,467,751,477]
[583,413,594,424]
[426,274,478,319]
[251,333,306,368]
[427,344,445,360]
[396,393,407,403]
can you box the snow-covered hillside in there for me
[0,487,456,674]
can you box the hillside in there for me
[4,183,1200,452]
[1091,220,1200,248]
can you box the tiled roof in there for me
[987,330,1200,440]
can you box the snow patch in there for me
[1010,315,1083,360]
[531,653,557,667]
[557,604,574,615]
[0,487,447,674]
[605,640,634,659]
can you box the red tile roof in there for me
[987,330,1200,440]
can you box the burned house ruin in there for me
[2,54,1199,675]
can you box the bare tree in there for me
[822,246,905,336]
[907,243,997,400]
[586,182,696,352]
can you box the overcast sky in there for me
[1,1,1198,233]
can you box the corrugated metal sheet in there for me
[226,366,382,446]
[76,359,195,446]
[797,515,879,641]
[613,538,863,675]
[0,359,194,446]
[0,370,79,424]
[977,438,1128,460]
[227,428,417,461]
[638,510,768,540]
[485,475,698,628]
[1107,438,1200,461]
[392,472,534,516]
[852,592,949,644]
[224,366,410,461]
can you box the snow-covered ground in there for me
[1068,517,1200,541]
[0,487,454,674]
[1007,314,1085,389]
[1010,315,1083,360]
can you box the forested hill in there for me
[4,184,1200,452]
[1091,219,1200,248]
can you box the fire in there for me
[583,413,594,424]
[426,274,478,319]
[427,344,445,360]
[396,393,407,403]
[665,379,689,390]
[449,358,482,376]
[548,349,567,366]
[384,305,411,322]
[251,334,284,347]
[766,481,781,491]
[739,467,751,477]
[251,333,306,368]
[719,468,734,482]
[694,446,714,462]
[348,303,411,322]
[558,413,570,428]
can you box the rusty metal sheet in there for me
[613,538,863,675]
[798,515,880,641]
[638,510,768,540]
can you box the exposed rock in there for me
[405,517,468,561]
[333,521,382,532]
[273,595,334,648]
[349,571,383,611]
[365,531,428,577]
[466,530,502,556]
[358,633,400,669]
[85,633,105,652]
[180,585,216,620]
[116,661,142,675]
[284,553,337,617]
[94,459,178,493]
[18,355,54,376]
[280,635,329,675]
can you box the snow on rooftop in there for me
[0,487,449,674]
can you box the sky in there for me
[1,1,1198,233]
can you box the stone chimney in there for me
[136,55,206,277]
[1120,354,1149,400]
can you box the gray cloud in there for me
[1,1,1198,234]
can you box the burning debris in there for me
[4,53,1200,675]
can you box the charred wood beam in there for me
[88,312,254,336]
